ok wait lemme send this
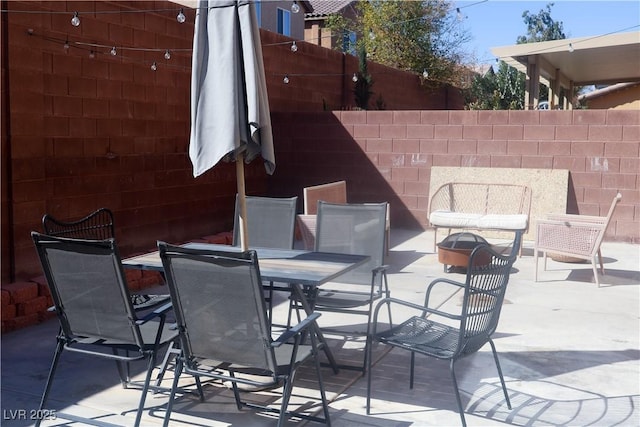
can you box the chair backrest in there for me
[31,232,143,347]
[303,181,347,215]
[456,233,520,356]
[158,243,277,374]
[315,201,387,286]
[233,195,298,249]
[42,208,115,240]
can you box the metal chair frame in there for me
[158,243,331,427]
[366,232,522,427]
[31,232,177,427]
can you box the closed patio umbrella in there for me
[189,0,275,250]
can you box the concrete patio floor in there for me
[2,229,639,426]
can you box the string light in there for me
[164,49,171,60]
[456,8,465,21]
[151,61,158,71]
[422,69,429,79]
[568,43,574,53]
[110,46,117,56]
[176,8,185,23]
[283,74,289,84]
[290,41,297,52]
[352,73,358,82]
[291,1,300,14]
[88,50,95,59]
[71,11,80,27]
[63,39,69,51]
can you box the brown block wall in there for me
[2,1,459,285]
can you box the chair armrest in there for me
[544,213,606,224]
[136,302,173,325]
[371,297,462,330]
[272,312,321,347]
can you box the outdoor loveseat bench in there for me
[428,182,532,252]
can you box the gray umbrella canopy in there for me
[189,0,275,248]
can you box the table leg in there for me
[290,283,339,374]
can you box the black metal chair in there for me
[292,201,391,373]
[42,207,115,240]
[31,232,178,427]
[366,232,522,427]
[158,242,331,427]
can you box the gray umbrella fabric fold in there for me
[189,0,275,178]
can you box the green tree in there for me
[466,2,565,109]
[517,3,566,44]
[326,0,470,86]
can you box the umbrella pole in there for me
[236,153,249,251]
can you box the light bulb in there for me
[177,8,186,23]
[164,50,171,60]
[71,12,80,27]
[63,40,70,52]
[369,29,375,40]
[151,62,158,71]
[89,50,95,59]
[290,41,298,52]
[110,46,117,56]
[422,69,429,79]
[456,8,464,21]
[568,43,574,53]
[283,75,289,84]
[352,73,358,82]
[291,1,300,13]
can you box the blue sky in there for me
[454,0,640,65]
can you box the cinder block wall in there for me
[269,110,639,241]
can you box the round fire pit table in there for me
[437,232,491,272]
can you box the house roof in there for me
[490,31,640,86]
[578,82,640,101]
[305,0,355,18]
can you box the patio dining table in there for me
[123,242,371,373]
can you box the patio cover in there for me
[491,31,640,109]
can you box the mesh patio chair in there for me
[158,243,331,427]
[232,195,298,249]
[233,194,298,327]
[293,201,391,373]
[366,232,522,427]
[535,193,622,287]
[31,232,178,427]
[302,181,391,254]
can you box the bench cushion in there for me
[429,210,528,231]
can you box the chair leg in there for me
[449,359,467,427]
[409,352,415,389]
[597,248,604,274]
[366,338,375,415]
[488,338,511,409]
[310,332,332,425]
[35,340,64,427]
[277,376,295,427]
[534,247,539,281]
[162,357,184,427]
[133,353,158,427]
[591,258,601,287]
